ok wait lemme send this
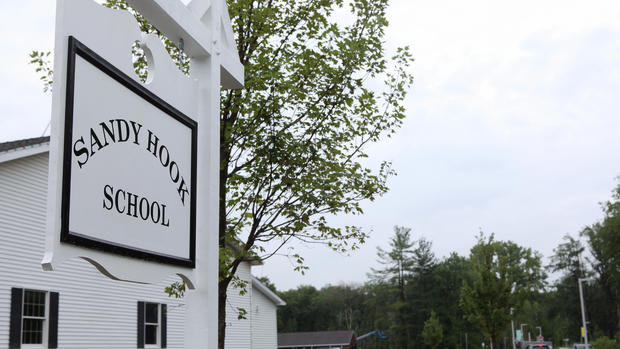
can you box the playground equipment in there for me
[357,329,388,341]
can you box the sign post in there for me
[43,0,243,347]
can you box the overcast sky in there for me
[2,0,620,291]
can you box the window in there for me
[22,290,47,345]
[9,288,59,349]
[144,303,159,346]
[137,302,167,348]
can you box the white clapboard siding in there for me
[0,149,282,349]
[250,285,278,349]
[224,262,252,349]
[0,152,186,349]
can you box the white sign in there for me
[45,0,244,346]
[62,37,197,267]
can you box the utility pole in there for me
[579,277,595,345]
[536,327,542,337]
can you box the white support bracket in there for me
[126,0,244,89]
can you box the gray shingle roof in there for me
[278,330,355,347]
[0,136,50,153]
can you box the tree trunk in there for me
[218,127,229,349]
[397,273,410,349]
[218,285,227,349]
[616,297,620,334]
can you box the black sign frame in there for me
[60,36,197,268]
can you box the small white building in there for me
[0,137,285,349]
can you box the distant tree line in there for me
[267,180,620,349]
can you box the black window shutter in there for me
[48,292,59,349]
[161,304,167,348]
[9,288,23,349]
[137,301,145,349]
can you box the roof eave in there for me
[0,142,50,164]
[252,276,286,306]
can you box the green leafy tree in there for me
[460,233,545,349]
[582,180,620,335]
[32,0,413,347]
[422,311,444,349]
[427,253,475,349]
[276,283,368,334]
[219,1,413,347]
[255,276,278,293]
[591,336,620,349]
[277,285,323,332]
[545,234,587,342]
[548,234,586,278]
[28,51,53,92]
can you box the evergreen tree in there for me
[369,226,415,348]
[423,311,444,349]
[413,237,437,275]
[407,237,437,346]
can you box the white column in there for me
[185,49,221,349]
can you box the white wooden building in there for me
[0,137,285,349]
